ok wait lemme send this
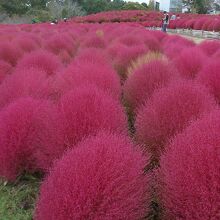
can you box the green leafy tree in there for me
[0,0,29,16]
[105,0,125,11]
[81,0,109,14]
[148,0,155,10]
[183,0,212,13]
[141,2,148,8]
[122,2,147,10]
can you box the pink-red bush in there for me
[82,34,107,49]
[59,60,121,100]
[133,31,161,52]
[163,35,195,50]
[117,35,144,47]
[45,34,76,57]
[13,36,38,53]
[124,60,178,112]
[16,50,62,75]
[75,48,110,65]
[163,35,195,60]
[59,85,127,147]
[0,61,12,84]
[35,132,149,220]
[173,47,207,79]
[0,98,65,181]
[0,42,23,66]
[197,59,220,103]
[108,43,147,79]
[198,40,220,56]
[135,80,216,157]
[0,68,49,109]
[160,110,220,220]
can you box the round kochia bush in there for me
[124,60,178,112]
[0,42,23,66]
[35,132,149,220]
[16,50,62,75]
[61,60,121,100]
[198,40,220,56]
[160,110,220,220]
[0,68,49,109]
[59,85,127,147]
[197,59,220,103]
[0,98,65,181]
[0,60,12,84]
[135,80,216,157]
[173,47,207,79]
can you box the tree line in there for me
[0,0,219,23]
[0,0,153,22]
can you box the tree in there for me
[148,0,155,10]
[183,0,213,13]
[0,0,29,16]
[141,2,148,9]
[81,0,109,14]
[48,0,85,19]
[105,0,125,11]
[122,2,147,10]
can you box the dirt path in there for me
[168,32,205,44]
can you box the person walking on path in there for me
[162,11,169,33]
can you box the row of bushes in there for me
[73,10,220,32]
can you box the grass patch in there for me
[0,174,40,220]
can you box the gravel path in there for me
[168,32,205,44]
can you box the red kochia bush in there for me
[75,48,110,65]
[162,35,195,60]
[45,34,76,57]
[35,132,149,220]
[16,50,62,75]
[197,59,220,103]
[124,60,178,112]
[135,80,216,157]
[160,110,220,220]
[59,85,127,147]
[108,43,147,79]
[173,47,207,79]
[13,36,38,52]
[0,60,12,84]
[0,42,23,66]
[62,60,121,100]
[82,34,107,49]
[198,40,220,56]
[0,98,65,181]
[0,68,49,109]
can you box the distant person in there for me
[162,11,169,33]
[64,18,67,22]
[177,14,180,19]
[50,18,58,25]
[170,14,176,20]
[54,18,58,24]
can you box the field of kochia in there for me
[0,11,219,219]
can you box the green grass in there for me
[0,175,40,220]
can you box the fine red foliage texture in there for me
[197,59,220,103]
[0,98,65,181]
[35,132,149,220]
[160,110,220,220]
[124,60,178,112]
[135,80,216,157]
[59,84,127,147]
